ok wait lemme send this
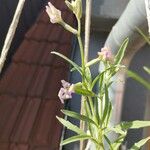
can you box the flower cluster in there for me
[98,47,113,62]
[58,80,74,104]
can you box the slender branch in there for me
[0,0,26,73]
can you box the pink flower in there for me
[98,47,113,61]
[45,2,62,24]
[58,80,74,104]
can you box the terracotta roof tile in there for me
[0,0,76,149]
[25,23,38,39]
[40,42,58,65]
[28,66,50,97]
[0,143,9,150]
[9,143,29,150]
[0,95,24,142]
[52,43,72,67]
[14,41,46,64]
[43,67,68,99]
[31,100,63,146]
[29,146,51,150]
[0,63,37,96]
[0,64,17,93]
[37,11,49,24]
[11,98,41,143]
[48,25,63,42]
[54,0,68,11]
[27,23,52,41]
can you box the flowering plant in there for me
[46,1,150,149]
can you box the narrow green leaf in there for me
[75,87,95,97]
[110,127,126,135]
[116,120,150,131]
[143,66,150,75]
[94,97,101,125]
[104,135,113,150]
[130,136,150,150]
[106,102,112,126]
[135,27,150,45]
[114,38,129,65]
[85,67,92,85]
[51,51,82,74]
[56,116,85,134]
[127,70,150,90]
[92,65,125,89]
[102,84,109,123]
[61,134,91,146]
[111,134,127,149]
[61,109,98,127]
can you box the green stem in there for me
[77,19,85,69]
[60,20,78,35]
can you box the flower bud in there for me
[98,47,113,62]
[65,0,82,19]
[46,2,62,24]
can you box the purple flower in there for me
[45,2,62,24]
[98,47,113,61]
[58,80,74,104]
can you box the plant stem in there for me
[0,0,26,73]
[60,20,78,35]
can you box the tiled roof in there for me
[0,0,75,149]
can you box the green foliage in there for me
[49,1,150,149]
[130,136,150,150]
[116,120,150,130]
[61,109,98,127]
[143,66,150,74]
[135,27,150,45]
[114,38,129,65]
[56,116,85,135]
[51,51,82,74]
[61,134,92,146]
[127,70,150,90]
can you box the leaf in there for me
[104,135,113,150]
[75,87,95,97]
[61,109,98,127]
[110,127,126,135]
[91,65,125,89]
[111,134,127,150]
[102,84,109,123]
[106,102,112,126]
[135,27,150,45]
[127,70,150,90]
[56,116,85,135]
[143,66,150,75]
[94,97,101,125]
[85,67,92,85]
[60,134,91,146]
[51,51,82,74]
[130,136,150,150]
[116,120,150,131]
[114,38,129,65]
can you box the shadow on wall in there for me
[0,0,48,72]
